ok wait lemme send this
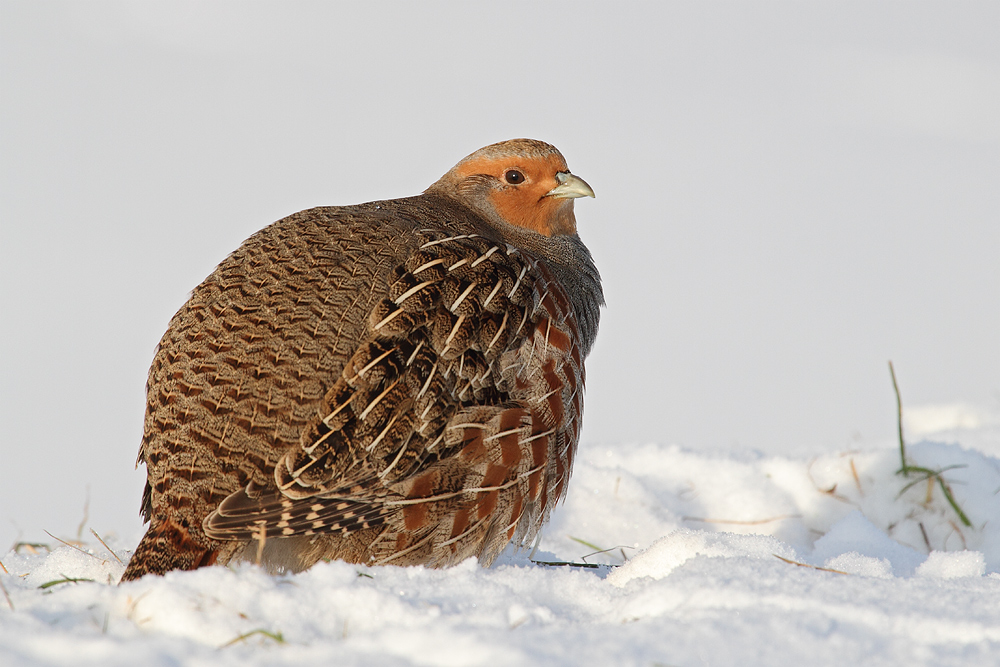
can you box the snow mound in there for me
[810,510,925,576]
[917,550,987,579]
[606,529,795,586]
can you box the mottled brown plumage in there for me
[121,139,602,581]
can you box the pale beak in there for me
[545,172,595,199]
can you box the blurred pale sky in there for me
[1,1,998,551]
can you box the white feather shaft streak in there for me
[508,266,527,298]
[481,279,504,309]
[470,246,500,267]
[393,280,436,306]
[366,410,404,452]
[411,258,446,274]
[358,378,401,421]
[420,233,478,249]
[351,346,396,380]
[444,315,467,347]
[449,281,478,313]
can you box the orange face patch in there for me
[454,155,576,237]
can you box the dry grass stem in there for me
[773,554,850,575]
[14,543,50,555]
[849,459,862,493]
[918,522,932,551]
[949,520,968,549]
[76,486,90,541]
[0,577,13,611]
[219,628,286,648]
[683,514,802,526]
[43,531,105,563]
[807,458,855,505]
[90,529,124,565]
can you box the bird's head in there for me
[426,139,594,237]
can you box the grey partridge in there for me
[121,139,603,581]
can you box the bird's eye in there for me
[504,170,525,185]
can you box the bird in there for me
[120,138,603,581]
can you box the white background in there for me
[1,1,997,551]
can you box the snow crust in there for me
[3,435,999,666]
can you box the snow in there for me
[3,426,999,666]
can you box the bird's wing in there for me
[203,229,585,551]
